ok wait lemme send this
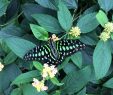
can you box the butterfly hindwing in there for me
[57,39,85,63]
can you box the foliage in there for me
[0,0,113,95]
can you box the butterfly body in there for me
[24,39,85,65]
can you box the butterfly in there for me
[23,38,86,66]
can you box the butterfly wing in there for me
[23,44,57,65]
[57,39,86,63]
[23,39,86,66]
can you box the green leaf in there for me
[111,33,113,40]
[1,24,24,37]
[32,14,63,33]
[96,10,108,27]
[30,24,48,41]
[98,0,113,12]
[71,52,82,68]
[5,37,35,58]
[62,0,78,9]
[61,66,92,94]
[33,61,43,71]
[77,87,86,95]
[103,77,113,88]
[93,40,112,79]
[0,64,21,92]
[11,88,22,95]
[35,0,77,10]
[12,70,40,85]
[58,57,71,70]
[4,51,17,65]
[63,63,77,74]
[22,3,48,21]
[80,32,98,45]
[22,84,48,95]
[77,13,99,33]
[35,0,57,10]
[57,1,72,32]
[50,77,64,86]
[0,0,9,17]
[53,90,61,95]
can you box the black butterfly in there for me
[23,39,85,66]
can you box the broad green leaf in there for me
[71,52,82,68]
[63,63,77,74]
[50,77,64,86]
[0,40,10,53]
[1,24,24,37]
[77,13,99,33]
[111,33,113,40]
[30,24,48,41]
[80,32,98,45]
[35,0,57,10]
[32,14,63,33]
[61,66,92,94]
[103,77,113,88]
[53,90,61,95]
[58,57,71,70]
[57,1,72,32]
[11,88,22,95]
[33,61,43,71]
[35,0,77,9]
[0,0,9,17]
[93,40,111,79]
[96,10,108,27]
[4,51,17,65]
[0,64,21,92]
[77,87,86,95]
[22,84,48,95]
[83,5,98,15]
[22,3,49,21]
[112,15,113,21]
[12,70,40,85]
[98,0,113,12]
[62,0,78,9]
[5,37,35,58]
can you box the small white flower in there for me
[42,64,58,78]
[32,78,48,92]
[0,62,4,71]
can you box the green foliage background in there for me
[0,0,113,95]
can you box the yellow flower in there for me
[99,32,110,42]
[42,64,58,78]
[69,26,81,37]
[0,62,4,71]
[104,22,113,33]
[51,34,59,41]
[32,78,48,92]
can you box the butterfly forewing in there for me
[24,44,59,65]
[57,39,85,63]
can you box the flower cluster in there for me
[42,64,58,78]
[104,22,113,33]
[99,32,110,42]
[69,26,81,37]
[32,64,58,92]
[99,22,113,41]
[0,62,4,71]
[32,78,48,92]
